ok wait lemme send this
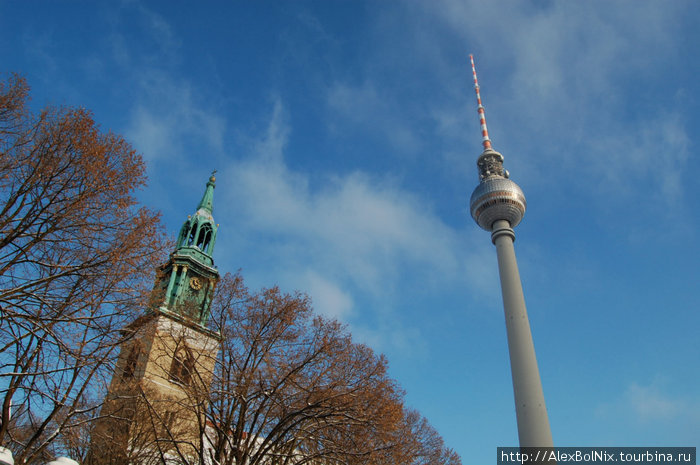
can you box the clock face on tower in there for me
[189,276,203,291]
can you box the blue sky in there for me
[3,1,700,462]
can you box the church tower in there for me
[90,174,221,465]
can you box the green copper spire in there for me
[197,170,216,215]
[154,172,221,327]
[174,172,219,265]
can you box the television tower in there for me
[468,55,554,448]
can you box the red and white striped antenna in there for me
[469,54,492,150]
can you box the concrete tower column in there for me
[470,150,555,449]
[492,220,553,447]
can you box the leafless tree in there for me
[0,74,166,464]
[201,273,460,465]
[386,408,462,465]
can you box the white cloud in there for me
[224,98,462,288]
[128,106,172,160]
[409,0,691,209]
[596,379,700,429]
[251,98,290,164]
[585,112,690,207]
[228,157,465,297]
[350,322,428,360]
[99,4,224,165]
[625,382,682,421]
[125,72,225,162]
[301,271,354,321]
[215,99,488,350]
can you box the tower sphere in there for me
[470,176,526,231]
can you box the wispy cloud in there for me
[596,379,700,429]
[98,4,225,165]
[301,270,354,321]
[214,99,486,350]
[406,0,691,210]
[228,99,462,284]
[625,382,683,421]
[125,72,225,163]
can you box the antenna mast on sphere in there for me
[469,54,492,151]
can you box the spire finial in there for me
[469,54,493,151]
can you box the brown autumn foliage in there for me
[201,273,461,465]
[0,74,166,464]
[388,409,462,465]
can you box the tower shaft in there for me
[492,220,553,448]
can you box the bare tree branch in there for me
[0,74,167,465]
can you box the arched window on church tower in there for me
[169,345,195,386]
[178,221,190,248]
[197,223,213,252]
[187,221,198,247]
[122,341,142,379]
